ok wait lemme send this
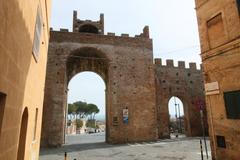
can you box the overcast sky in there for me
[51,0,200,120]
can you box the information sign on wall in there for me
[123,108,129,124]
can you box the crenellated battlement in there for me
[72,10,104,34]
[67,10,151,39]
[50,10,150,40]
[50,25,151,40]
[105,26,149,38]
[154,58,201,71]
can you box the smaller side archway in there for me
[168,96,186,138]
[155,58,207,139]
[17,108,28,160]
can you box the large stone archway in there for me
[155,59,208,139]
[41,12,157,147]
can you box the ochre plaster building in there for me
[0,0,51,160]
[195,0,240,159]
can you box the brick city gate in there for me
[155,59,207,138]
[41,11,157,147]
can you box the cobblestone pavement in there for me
[40,132,211,160]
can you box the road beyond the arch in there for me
[40,133,211,160]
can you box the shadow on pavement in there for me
[40,137,209,156]
[40,142,126,156]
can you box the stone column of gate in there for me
[105,46,158,143]
[41,47,66,147]
[157,98,171,139]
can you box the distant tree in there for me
[68,101,100,121]
[75,119,83,128]
[68,103,77,119]
[87,103,100,120]
[74,101,88,118]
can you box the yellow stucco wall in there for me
[0,0,51,159]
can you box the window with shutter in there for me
[32,6,43,61]
[207,13,226,48]
[223,90,240,119]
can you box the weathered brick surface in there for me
[155,59,207,138]
[41,12,157,147]
[195,0,240,159]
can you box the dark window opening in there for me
[223,90,240,119]
[0,92,6,137]
[216,135,226,148]
[79,24,99,34]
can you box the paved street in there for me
[40,133,211,160]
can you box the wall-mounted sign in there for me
[205,81,220,95]
[195,99,205,111]
[123,108,129,124]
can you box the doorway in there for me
[17,108,28,160]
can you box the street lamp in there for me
[174,97,179,136]
[177,103,182,133]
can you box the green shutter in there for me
[223,90,240,119]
